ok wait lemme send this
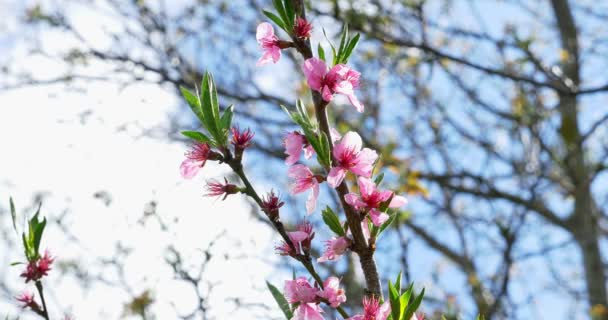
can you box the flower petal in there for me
[369,209,389,226]
[302,58,327,91]
[180,159,202,179]
[327,167,347,188]
[389,195,408,208]
[306,182,319,214]
[256,22,275,42]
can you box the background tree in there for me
[2,0,608,319]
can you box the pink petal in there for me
[389,195,407,208]
[341,131,363,153]
[351,148,377,177]
[346,92,364,112]
[256,51,274,66]
[344,193,360,207]
[289,231,309,242]
[284,133,305,165]
[330,128,342,142]
[304,145,315,159]
[302,58,327,91]
[270,47,281,63]
[377,301,392,320]
[256,22,275,42]
[361,220,370,242]
[180,159,202,179]
[293,303,324,320]
[357,177,376,198]
[306,182,319,214]
[322,85,334,102]
[369,209,389,226]
[327,167,346,188]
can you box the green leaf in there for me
[403,288,425,320]
[220,105,234,131]
[283,0,295,28]
[199,73,223,143]
[322,28,337,64]
[9,197,17,233]
[263,10,285,30]
[266,281,293,319]
[180,86,205,124]
[378,211,398,236]
[10,261,24,266]
[318,131,332,168]
[336,24,349,64]
[322,207,345,236]
[30,205,46,254]
[379,194,394,212]
[272,0,289,30]
[181,131,210,143]
[317,44,326,61]
[374,172,385,185]
[394,271,402,295]
[342,33,361,63]
[388,280,401,320]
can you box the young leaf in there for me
[199,73,219,140]
[283,0,295,28]
[322,207,345,236]
[9,197,17,233]
[266,281,293,319]
[181,131,211,143]
[272,0,289,30]
[342,33,361,63]
[403,288,425,320]
[378,211,398,235]
[374,172,385,185]
[394,271,402,295]
[388,280,401,320]
[180,86,205,124]
[263,10,286,30]
[318,131,332,168]
[336,24,349,64]
[220,105,234,131]
[30,205,46,254]
[317,43,326,61]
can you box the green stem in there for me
[35,281,50,320]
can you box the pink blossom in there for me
[302,58,364,112]
[284,129,342,165]
[345,177,407,226]
[327,132,377,188]
[317,277,346,307]
[276,221,315,256]
[347,296,391,320]
[256,22,281,66]
[231,127,254,150]
[318,237,351,262]
[284,277,319,303]
[205,178,239,200]
[15,291,39,311]
[293,303,324,320]
[294,17,313,39]
[20,250,54,283]
[288,164,321,214]
[180,142,213,179]
[261,190,284,220]
[284,131,315,165]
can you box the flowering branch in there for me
[178,1,425,319]
[9,198,54,320]
[286,0,383,299]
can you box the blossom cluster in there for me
[177,5,423,320]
